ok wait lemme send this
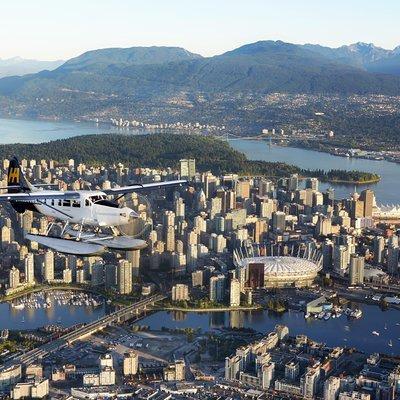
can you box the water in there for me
[0,117,142,144]
[230,139,400,204]
[0,118,398,204]
[0,294,107,330]
[138,304,400,355]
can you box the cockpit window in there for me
[89,195,106,203]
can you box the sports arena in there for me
[234,246,322,289]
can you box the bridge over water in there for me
[2,293,166,368]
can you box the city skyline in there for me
[1,0,400,60]
[1,2,400,397]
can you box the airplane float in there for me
[0,158,186,256]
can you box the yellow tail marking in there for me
[8,167,20,184]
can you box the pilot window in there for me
[90,195,105,203]
[85,199,91,207]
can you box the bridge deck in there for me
[2,294,166,368]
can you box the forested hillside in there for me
[0,133,378,183]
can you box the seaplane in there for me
[0,157,187,256]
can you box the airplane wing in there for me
[0,192,80,202]
[103,180,188,196]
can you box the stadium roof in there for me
[237,256,321,276]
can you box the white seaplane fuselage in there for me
[32,190,136,227]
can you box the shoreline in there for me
[271,139,400,168]
[1,284,105,302]
[157,305,263,313]
[322,178,381,185]
[0,117,392,182]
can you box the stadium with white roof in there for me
[234,245,322,288]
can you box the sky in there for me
[1,0,399,61]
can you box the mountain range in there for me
[0,57,64,78]
[2,41,400,122]
[303,42,400,75]
[2,41,400,98]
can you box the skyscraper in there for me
[285,361,299,381]
[351,198,365,219]
[333,245,348,275]
[105,264,117,289]
[301,367,320,399]
[172,284,189,301]
[192,270,204,287]
[24,253,35,284]
[127,250,140,278]
[305,177,319,191]
[210,197,222,219]
[288,174,299,191]
[259,179,273,197]
[349,254,365,285]
[272,211,286,233]
[387,244,399,275]
[42,250,54,282]
[9,267,20,289]
[179,159,196,180]
[123,352,138,376]
[174,197,185,221]
[203,173,218,199]
[373,236,385,265]
[165,225,175,252]
[253,220,268,243]
[209,274,226,302]
[229,278,241,307]
[261,362,275,389]
[316,215,332,236]
[324,188,335,206]
[162,210,175,229]
[117,259,132,295]
[1,226,11,249]
[236,180,250,199]
[63,268,72,283]
[324,376,341,400]
[359,189,374,218]
[91,262,105,286]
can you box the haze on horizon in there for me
[1,0,400,61]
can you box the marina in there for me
[10,290,104,310]
[304,307,362,321]
[1,290,107,331]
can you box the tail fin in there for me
[7,157,35,193]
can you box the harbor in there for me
[1,290,108,330]
[10,290,105,310]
